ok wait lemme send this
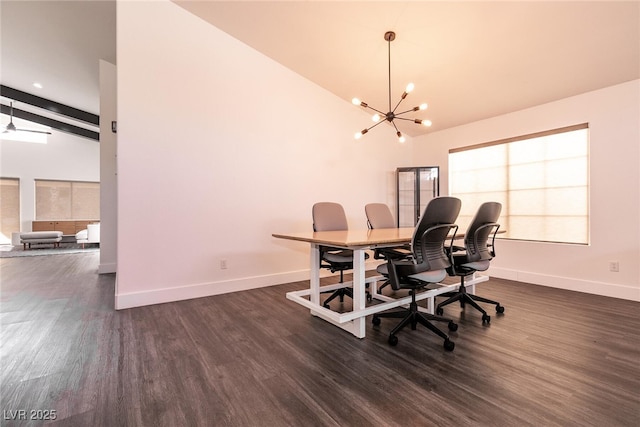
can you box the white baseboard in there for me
[114,259,384,310]
[98,263,117,274]
[114,263,639,310]
[115,269,314,310]
[489,267,640,302]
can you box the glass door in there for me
[396,167,439,227]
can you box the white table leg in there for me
[351,248,366,338]
[424,296,434,314]
[309,243,320,305]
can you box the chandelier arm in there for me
[363,118,388,133]
[394,116,423,122]
[391,95,408,114]
[363,104,387,116]
[396,107,421,116]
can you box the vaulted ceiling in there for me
[1,0,116,114]
[1,1,638,138]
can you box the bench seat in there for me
[20,231,63,249]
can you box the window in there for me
[0,178,20,238]
[35,180,100,220]
[449,124,589,244]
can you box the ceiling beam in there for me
[0,85,99,126]
[0,104,99,141]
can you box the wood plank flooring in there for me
[1,253,639,426]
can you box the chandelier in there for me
[352,31,431,143]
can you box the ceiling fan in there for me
[2,102,52,135]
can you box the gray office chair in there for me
[435,201,504,323]
[365,203,397,229]
[372,197,461,351]
[365,203,412,293]
[312,202,369,309]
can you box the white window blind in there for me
[0,178,20,238]
[449,124,589,244]
[35,180,100,220]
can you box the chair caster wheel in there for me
[388,335,398,346]
[482,314,491,323]
[496,305,505,314]
[367,293,373,302]
[436,307,444,316]
[372,316,381,326]
[448,321,458,332]
[444,339,455,351]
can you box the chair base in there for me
[322,287,352,308]
[373,294,457,351]
[377,279,391,294]
[322,287,373,309]
[436,279,504,323]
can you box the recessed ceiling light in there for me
[33,82,43,89]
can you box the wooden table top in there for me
[272,228,415,248]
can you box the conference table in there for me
[272,228,490,338]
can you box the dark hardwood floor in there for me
[1,253,639,426]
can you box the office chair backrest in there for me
[312,202,348,232]
[411,197,461,269]
[365,203,396,229]
[464,202,502,263]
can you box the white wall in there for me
[99,60,117,274]
[115,1,412,308]
[413,80,640,301]
[0,130,100,232]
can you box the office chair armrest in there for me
[488,223,500,257]
[444,245,465,258]
[473,222,500,257]
[447,223,500,276]
[385,258,423,291]
[414,223,458,272]
[376,247,412,260]
[389,258,428,277]
[444,227,464,256]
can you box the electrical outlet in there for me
[220,259,228,270]
[609,261,619,272]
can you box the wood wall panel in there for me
[32,220,98,235]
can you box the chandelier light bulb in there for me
[372,113,381,122]
[355,129,369,139]
[422,120,432,127]
[420,103,428,110]
[352,98,368,108]
[397,131,406,143]
[405,83,415,93]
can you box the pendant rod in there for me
[388,36,392,113]
[384,31,395,113]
